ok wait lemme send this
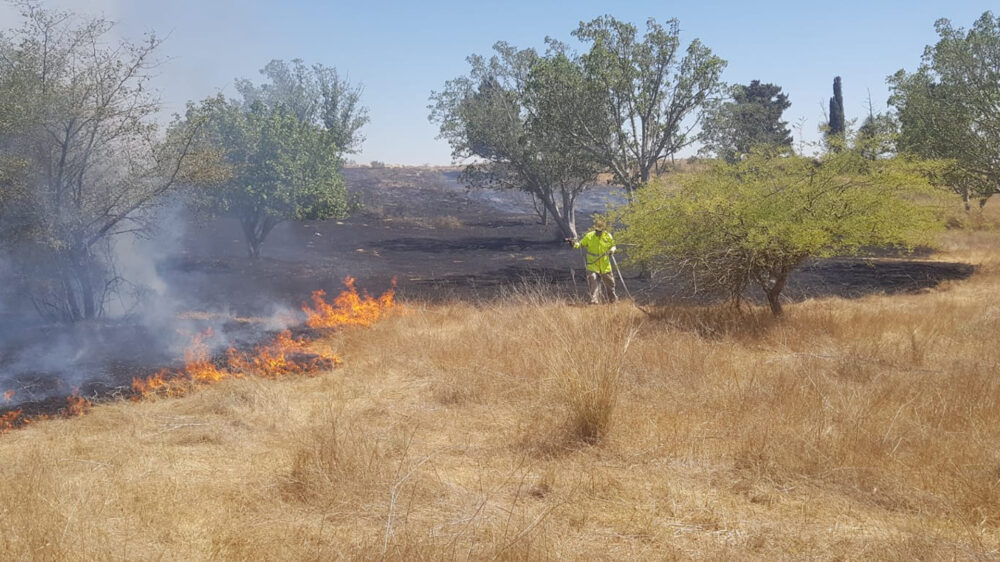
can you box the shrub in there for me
[619,148,943,315]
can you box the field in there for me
[1,168,999,560]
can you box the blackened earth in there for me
[0,166,975,413]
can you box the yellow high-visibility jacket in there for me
[574,230,616,274]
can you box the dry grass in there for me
[3,228,1000,560]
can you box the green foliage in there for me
[572,16,727,190]
[429,42,601,239]
[0,1,199,321]
[700,80,793,162]
[181,95,351,257]
[235,59,369,153]
[856,112,897,161]
[618,148,941,315]
[178,59,365,258]
[889,11,1000,208]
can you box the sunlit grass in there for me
[2,227,1000,559]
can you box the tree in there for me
[567,16,726,192]
[889,12,1000,210]
[182,95,352,258]
[0,2,200,322]
[179,60,367,258]
[618,148,939,316]
[700,80,793,162]
[429,42,602,239]
[827,76,846,143]
[235,59,369,153]
[856,94,897,161]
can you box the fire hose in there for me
[611,254,632,300]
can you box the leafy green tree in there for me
[618,148,939,316]
[181,95,352,258]
[429,42,602,239]
[235,59,369,153]
[889,11,1000,210]
[700,80,793,162]
[0,1,200,321]
[569,16,726,192]
[178,60,367,258]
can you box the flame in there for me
[132,329,232,399]
[0,394,85,434]
[227,330,341,378]
[63,391,92,417]
[5,279,390,433]
[132,329,341,399]
[0,410,23,434]
[303,276,396,329]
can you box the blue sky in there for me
[1,1,994,164]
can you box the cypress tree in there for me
[828,76,845,137]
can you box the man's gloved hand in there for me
[610,246,617,254]
[564,237,576,246]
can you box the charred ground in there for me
[0,166,974,412]
[162,166,974,307]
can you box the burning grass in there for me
[2,277,396,430]
[132,276,393,400]
[128,276,394,401]
[2,235,1000,559]
[0,392,92,434]
[302,275,396,329]
[129,329,342,399]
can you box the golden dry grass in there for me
[3,228,1000,560]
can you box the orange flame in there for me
[0,410,23,434]
[227,330,341,379]
[303,276,396,330]
[63,391,92,417]
[5,279,388,433]
[132,328,342,399]
[132,329,231,399]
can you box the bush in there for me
[618,148,942,315]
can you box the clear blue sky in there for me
[1,1,994,164]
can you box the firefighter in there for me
[570,218,618,304]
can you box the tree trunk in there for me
[62,247,103,321]
[61,273,81,322]
[77,264,96,319]
[561,188,578,240]
[762,271,789,317]
[248,238,262,259]
[533,187,576,241]
[241,215,263,258]
[241,213,280,259]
